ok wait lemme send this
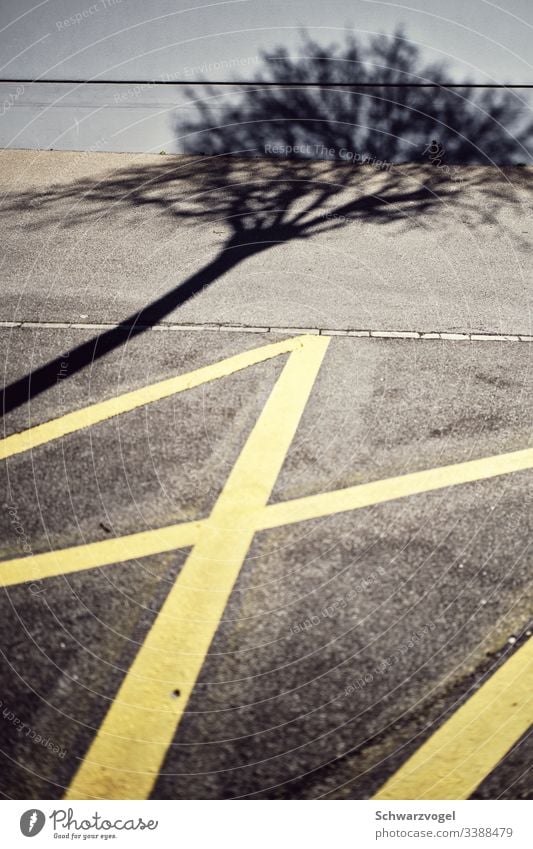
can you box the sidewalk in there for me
[1,149,532,336]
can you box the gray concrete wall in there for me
[1,0,532,159]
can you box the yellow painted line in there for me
[0,335,305,461]
[2,329,531,802]
[374,637,533,800]
[64,335,330,800]
[0,520,202,588]
[2,447,531,589]
[259,447,533,530]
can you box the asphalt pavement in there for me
[0,150,531,336]
[0,151,531,800]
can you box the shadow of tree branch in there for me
[1,28,532,415]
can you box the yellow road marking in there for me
[64,335,330,800]
[0,335,304,461]
[374,637,533,800]
[0,521,202,587]
[2,447,531,589]
[258,447,533,530]
[1,333,531,800]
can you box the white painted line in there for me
[0,321,530,341]
[159,323,221,331]
[371,330,420,339]
[219,325,269,333]
[471,334,517,342]
[21,321,72,329]
[270,326,321,335]
[439,333,471,340]
[69,322,120,330]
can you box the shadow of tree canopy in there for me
[1,28,532,415]
[183,28,532,164]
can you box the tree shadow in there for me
[182,29,532,164]
[1,28,532,415]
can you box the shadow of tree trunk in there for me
[1,27,532,415]
[1,234,282,413]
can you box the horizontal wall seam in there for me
[2,80,533,88]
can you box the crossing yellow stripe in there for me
[0,520,203,587]
[259,447,533,530]
[0,335,304,461]
[374,637,533,800]
[1,447,531,589]
[2,330,531,802]
[64,335,330,800]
